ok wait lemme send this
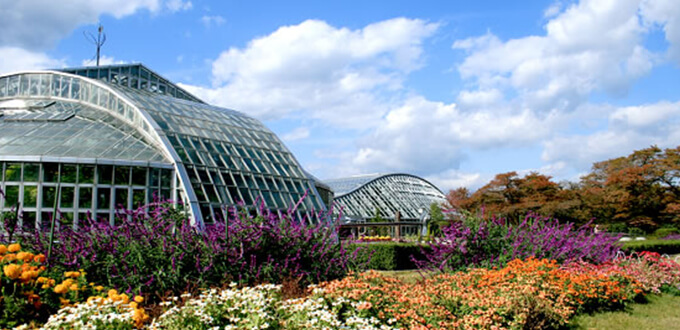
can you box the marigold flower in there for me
[53,284,68,294]
[0,244,7,254]
[7,243,21,253]
[33,254,46,263]
[134,295,144,303]
[3,264,21,280]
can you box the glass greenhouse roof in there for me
[326,173,446,220]
[0,65,326,226]
[0,100,168,164]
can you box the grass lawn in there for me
[571,294,680,329]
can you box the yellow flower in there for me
[69,284,78,291]
[94,285,104,291]
[0,244,7,254]
[7,243,21,253]
[3,264,22,280]
[33,254,46,263]
[129,301,138,309]
[108,289,118,297]
[53,284,68,294]
[134,295,144,303]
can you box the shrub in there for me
[623,239,680,255]
[416,212,623,272]
[654,227,679,239]
[349,242,429,270]
[15,200,356,300]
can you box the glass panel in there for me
[79,187,92,208]
[97,188,110,210]
[60,187,74,208]
[115,166,130,185]
[131,167,146,186]
[132,189,145,207]
[42,186,56,208]
[79,165,95,184]
[43,163,59,183]
[4,163,21,181]
[23,186,37,208]
[23,164,39,182]
[61,164,77,183]
[98,165,113,184]
[115,188,129,209]
[149,169,160,187]
[161,169,173,188]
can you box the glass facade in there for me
[326,174,446,221]
[0,64,326,228]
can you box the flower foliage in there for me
[18,200,355,298]
[320,258,643,329]
[417,212,623,272]
[0,244,128,328]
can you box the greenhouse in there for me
[325,173,446,221]
[0,64,327,229]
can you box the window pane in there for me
[131,167,146,186]
[22,212,36,231]
[60,187,74,208]
[79,165,95,184]
[115,166,130,185]
[23,186,37,208]
[79,187,92,208]
[5,163,21,182]
[132,189,145,207]
[98,165,113,184]
[97,188,110,210]
[43,163,59,183]
[23,164,40,182]
[61,165,77,183]
[42,186,56,208]
[115,188,129,209]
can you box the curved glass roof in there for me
[326,173,446,220]
[0,66,325,226]
[0,100,168,164]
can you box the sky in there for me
[1,0,679,193]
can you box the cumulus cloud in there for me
[641,0,680,63]
[166,0,192,12]
[453,0,656,112]
[183,18,439,129]
[0,47,65,73]
[542,101,680,168]
[0,0,187,50]
[201,15,226,28]
[281,127,311,142]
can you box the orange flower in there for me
[7,243,21,253]
[3,264,22,279]
[0,244,7,254]
[33,254,46,263]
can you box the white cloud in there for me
[453,0,656,112]
[281,127,310,142]
[201,15,226,28]
[542,101,680,168]
[183,18,438,129]
[425,169,486,191]
[0,0,186,50]
[81,55,127,67]
[641,0,680,63]
[166,0,192,12]
[0,47,65,73]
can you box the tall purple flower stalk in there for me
[416,212,623,272]
[13,196,357,299]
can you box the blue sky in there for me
[2,0,680,192]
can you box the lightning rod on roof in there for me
[84,24,107,66]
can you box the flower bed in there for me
[8,254,679,329]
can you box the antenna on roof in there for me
[84,24,106,66]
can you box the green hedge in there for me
[348,242,431,270]
[622,239,680,255]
